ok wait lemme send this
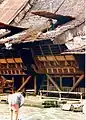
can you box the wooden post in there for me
[17,76,31,92]
[22,76,25,92]
[73,76,76,87]
[80,93,82,100]
[60,76,63,90]
[46,74,61,91]
[12,77,14,92]
[69,74,84,92]
[59,93,61,100]
[34,76,37,95]
[47,78,49,91]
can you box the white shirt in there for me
[8,93,24,107]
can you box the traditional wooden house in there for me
[0,0,85,98]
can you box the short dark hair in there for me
[22,92,26,97]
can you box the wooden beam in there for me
[12,77,14,93]
[14,58,23,63]
[46,74,61,92]
[22,76,25,92]
[47,77,49,91]
[17,76,31,92]
[50,75,82,78]
[6,58,15,63]
[60,76,63,90]
[48,45,60,66]
[69,74,84,92]
[0,59,7,63]
[73,76,76,86]
[34,76,37,95]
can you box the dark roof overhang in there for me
[0,22,27,38]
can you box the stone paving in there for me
[0,104,85,120]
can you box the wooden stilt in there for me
[34,76,37,95]
[17,76,31,92]
[73,76,76,87]
[22,76,25,92]
[47,78,49,90]
[60,76,63,90]
[46,74,61,91]
[12,77,14,93]
[69,74,84,92]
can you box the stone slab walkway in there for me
[0,104,85,120]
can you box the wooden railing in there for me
[39,90,83,100]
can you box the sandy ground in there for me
[0,104,85,120]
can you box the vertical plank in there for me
[34,76,37,95]
[12,77,14,93]
[60,76,63,90]
[73,76,75,87]
[22,76,25,92]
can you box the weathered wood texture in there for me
[17,76,31,92]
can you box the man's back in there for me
[8,92,24,107]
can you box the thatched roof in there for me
[18,0,85,29]
[40,19,85,44]
[17,0,85,44]
[0,0,85,29]
[0,0,29,24]
[0,0,85,51]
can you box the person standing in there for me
[8,90,26,120]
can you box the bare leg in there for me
[13,109,19,120]
[12,104,19,120]
[10,109,13,120]
[15,111,19,120]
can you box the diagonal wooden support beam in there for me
[69,74,84,92]
[46,74,61,92]
[17,76,31,92]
